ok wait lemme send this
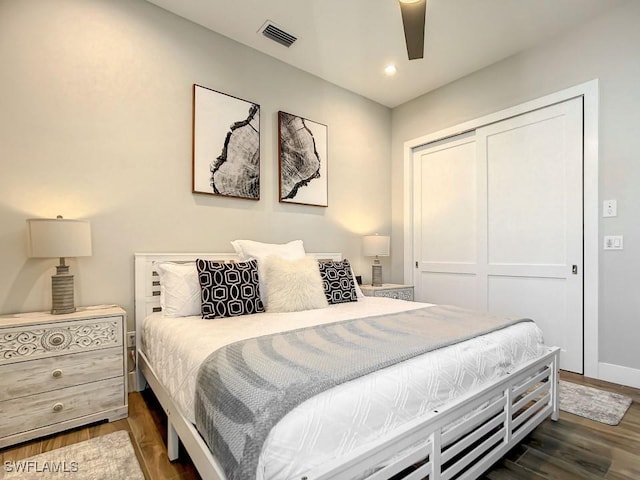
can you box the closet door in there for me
[412,133,479,310]
[477,98,583,373]
[413,98,583,372]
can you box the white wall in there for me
[391,2,640,375]
[0,0,392,325]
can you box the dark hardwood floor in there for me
[482,372,640,480]
[1,372,638,480]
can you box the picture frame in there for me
[278,111,328,207]
[192,84,260,200]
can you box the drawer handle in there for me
[52,402,64,413]
[52,369,63,378]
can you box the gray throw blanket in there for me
[194,305,532,480]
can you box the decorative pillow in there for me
[196,259,264,319]
[155,262,201,317]
[319,259,358,304]
[230,240,306,306]
[262,256,329,313]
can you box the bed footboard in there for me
[310,346,560,480]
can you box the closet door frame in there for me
[403,79,599,379]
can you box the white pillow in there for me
[231,239,305,260]
[262,256,328,313]
[351,266,365,298]
[155,262,200,317]
[230,240,306,306]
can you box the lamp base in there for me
[371,261,383,287]
[51,264,75,315]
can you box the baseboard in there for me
[598,362,640,389]
[128,371,138,392]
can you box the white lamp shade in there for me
[28,218,92,258]
[362,235,390,257]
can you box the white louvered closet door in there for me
[413,98,583,372]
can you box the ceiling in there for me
[146,0,626,108]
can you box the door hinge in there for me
[572,265,578,275]
[415,261,418,268]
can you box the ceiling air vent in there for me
[259,21,297,48]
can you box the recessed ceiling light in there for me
[384,64,397,76]
[398,0,422,4]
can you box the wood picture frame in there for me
[192,84,260,200]
[278,111,328,207]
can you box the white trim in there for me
[403,79,599,379]
[403,140,415,286]
[598,362,640,389]
[582,83,599,379]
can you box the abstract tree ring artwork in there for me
[278,111,328,207]
[192,84,260,200]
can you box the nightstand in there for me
[0,305,128,448]
[360,284,414,301]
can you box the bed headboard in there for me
[133,252,342,389]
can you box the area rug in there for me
[2,431,145,480]
[559,380,633,425]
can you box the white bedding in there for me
[142,297,545,480]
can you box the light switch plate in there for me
[603,200,617,217]
[603,235,623,250]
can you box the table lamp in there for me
[28,216,92,314]
[362,234,390,287]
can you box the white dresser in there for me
[0,306,128,448]
[360,284,414,301]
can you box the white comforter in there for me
[142,297,545,480]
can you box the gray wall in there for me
[0,0,392,325]
[2,0,636,375]
[391,1,640,370]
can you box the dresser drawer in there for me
[375,288,414,301]
[0,377,124,438]
[0,347,123,401]
[0,316,122,365]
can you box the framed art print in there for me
[192,84,260,200]
[278,111,328,207]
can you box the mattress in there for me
[142,297,545,480]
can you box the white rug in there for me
[559,380,633,425]
[2,431,145,480]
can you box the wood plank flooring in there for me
[1,372,638,479]
[482,372,640,480]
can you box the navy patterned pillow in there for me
[318,259,358,304]
[196,259,265,319]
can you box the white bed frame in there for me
[134,252,560,480]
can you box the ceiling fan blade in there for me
[399,0,426,60]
